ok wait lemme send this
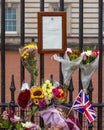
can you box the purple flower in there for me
[39,99,46,110]
[28,102,34,108]
[9,109,14,118]
[27,48,36,53]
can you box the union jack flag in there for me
[72,89,96,124]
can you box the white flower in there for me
[14,115,21,121]
[65,48,72,54]
[22,121,33,128]
[21,83,29,91]
[86,50,92,56]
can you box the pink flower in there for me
[10,117,16,123]
[92,50,99,57]
[2,115,8,120]
[52,88,60,97]
[65,48,72,55]
[2,110,8,120]
[2,110,8,116]
[82,53,87,61]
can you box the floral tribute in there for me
[19,43,38,85]
[17,80,82,130]
[81,47,99,65]
[65,48,81,61]
[0,108,39,130]
[80,47,99,92]
[53,48,83,86]
[17,80,67,115]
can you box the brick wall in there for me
[0,50,104,104]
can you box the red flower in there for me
[17,89,30,109]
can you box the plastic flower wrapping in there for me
[53,48,83,86]
[80,47,99,92]
[0,108,39,130]
[17,80,81,130]
[39,105,81,130]
[19,43,38,85]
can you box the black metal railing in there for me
[0,0,104,129]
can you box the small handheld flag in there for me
[72,89,96,124]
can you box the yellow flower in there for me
[45,80,51,84]
[21,51,29,59]
[30,86,44,99]
[33,99,39,105]
[58,88,64,95]
[25,44,37,49]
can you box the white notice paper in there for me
[42,16,62,50]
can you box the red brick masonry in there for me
[0,51,104,103]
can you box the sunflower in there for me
[30,86,44,99]
[33,99,40,105]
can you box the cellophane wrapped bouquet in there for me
[39,80,81,130]
[53,48,83,86]
[80,47,99,92]
[17,80,81,130]
[19,43,38,85]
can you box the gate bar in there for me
[40,0,45,127]
[98,0,103,129]
[59,0,64,85]
[20,0,25,84]
[40,0,44,86]
[1,0,5,107]
[79,0,83,127]
[20,0,25,120]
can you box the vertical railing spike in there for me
[68,78,74,104]
[10,75,16,111]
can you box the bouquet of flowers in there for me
[19,43,38,85]
[80,47,99,92]
[17,83,31,110]
[17,80,67,115]
[17,80,81,130]
[39,80,81,130]
[53,48,83,86]
[39,104,81,130]
[0,108,39,130]
[42,80,67,105]
[52,84,66,104]
[17,82,45,115]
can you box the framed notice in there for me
[38,12,67,53]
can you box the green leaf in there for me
[30,106,38,117]
[1,120,10,128]
[15,122,24,130]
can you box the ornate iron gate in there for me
[0,0,104,130]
